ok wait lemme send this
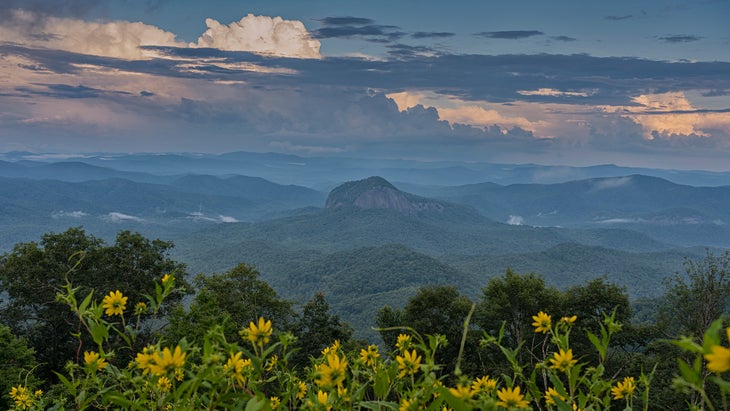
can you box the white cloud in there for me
[194,14,321,59]
[0,9,185,59]
[517,88,595,97]
[218,215,239,223]
[1,10,320,60]
[590,176,633,191]
[51,210,88,218]
[507,215,524,225]
[601,91,730,140]
[104,212,144,223]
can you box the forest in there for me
[1,228,729,410]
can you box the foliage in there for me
[0,325,40,410]
[164,263,297,344]
[661,250,730,338]
[0,228,189,383]
[290,292,354,368]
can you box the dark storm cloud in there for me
[604,15,633,21]
[386,44,442,58]
[8,42,730,109]
[318,16,375,26]
[411,31,455,39]
[314,25,405,41]
[14,83,131,99]
[313,16,404,42]
[551,35,576,42]
[657,35,702,43]
[475,30,544,39]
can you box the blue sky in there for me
[1,0,729,170]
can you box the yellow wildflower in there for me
[296,381,307,400]
[705,327,730,373]
[315,352,348,388]
[399,397,413,411]
[10,385,33,410]
[245,317,273,347]
[266,354,278,371]
[135,345,156,374]
[449,384,472,399]
[396,333,412,351]
[322,339,341,356]
[314,390,331,410]
[157,376,172,392]
[611,376,636,400]
[360,344,380,367]
[549,348,577,372]
[544,386,565,405]
[161,273,174,285]
[560,315,577,325]
[396,349,422,378]
[83,350,108,371]
[496,386,529,409]
[102,290,127,316]
[224,351,251,385]
[532,311,551,333]
[471,375,498,394]
[269,396,281,409]
[134,301,148,315]
[148,345,186,376]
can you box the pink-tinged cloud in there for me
[194,14,321,59]
[1,10,321,60]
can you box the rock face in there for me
[325,176,444,214]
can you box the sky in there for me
[1,0,730,170]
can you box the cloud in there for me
[104,212,144,223]
[551,35,576,42]
[590,176,633,191]
[313,17,405,43]
[412,31,455,39]
[194,14,321,59]
[475,30,544,39]
[51,210,88,218]
[318,16,374,26]
[0,9,185,59]
[702,89,730,97]
[518,88,593,98]
[657,35,702,43]
[604,15,633,21]
[507,215,524,225]
[1,9,321,60]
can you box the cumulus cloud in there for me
[0,9,185,59]
[0,9,321,60]
[602,92,730,140]
[194,14,321,59]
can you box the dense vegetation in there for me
[1,229,730,410]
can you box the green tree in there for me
[661,250,730,338]
[377,285,476,376]
[475,269,562,350]
[0,324,40,410]
[165,263,297,344]
[291,292,353,368]
[0,228,189,383]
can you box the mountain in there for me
[7,151,729,187]
[0,175,325,251]
[169,175,325,204]
[416,175,730,247]
[325,176,446,214]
